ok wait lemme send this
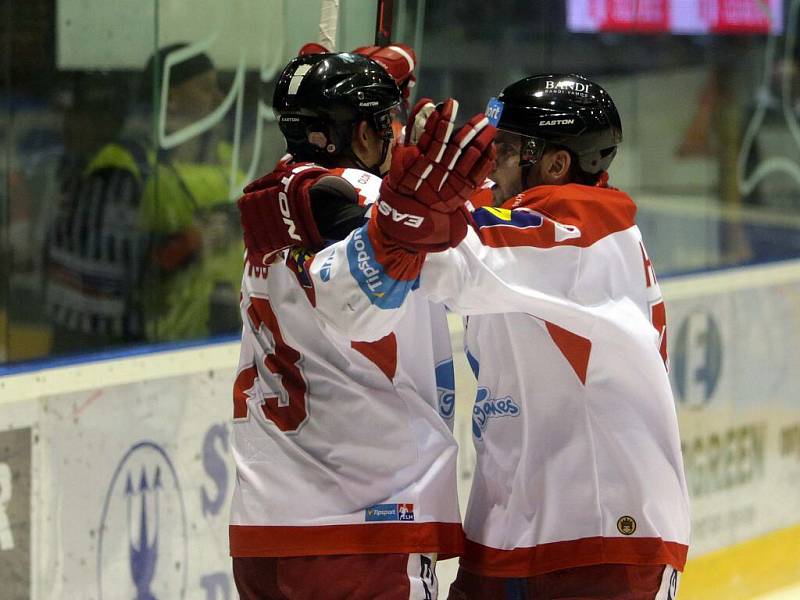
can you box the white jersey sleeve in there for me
[308,193,654,346]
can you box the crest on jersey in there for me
[616,515,637,535]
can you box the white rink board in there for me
[665,265,800,558]
[1,259,800,598]
[0,345,241,600]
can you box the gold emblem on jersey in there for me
[617,515,637,535]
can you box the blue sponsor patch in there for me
[485,97,505,126]
[472,206,544,230]
[472,387,520,440]
[435,359,456,420]
[319,253,334,282]
[346,224,419,309]
[365,503,415,522]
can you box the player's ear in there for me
[545,149,571,183]
[355,120,371,144]
[350,120,370,156]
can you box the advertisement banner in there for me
[38,374,236,600]
[568,0,782,34]
[668,279,800,556]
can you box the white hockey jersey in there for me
[307,183,691,577]
[229,165,463,559]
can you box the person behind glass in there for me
[80,43,244,345]
[42,73,141,353]
[276,75,690,599]
[230,52,494,600]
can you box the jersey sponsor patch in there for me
[346,225,419,309]
[319,253,334,282]
[365,503,415,522]
[473,206,544,230]
[435,359,456,420]
[485,97,505,127]
[472,387,520,440]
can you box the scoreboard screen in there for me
[567,0,783,34]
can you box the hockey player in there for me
[434,75,691,600]
[230,51,495,600]
[247,73,690,598]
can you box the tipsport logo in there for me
[97,442,188,600]
[365,503,415,522]
[346,225,419,309]
[485,97,504,127]
[472,387,520,440]
[348,227,385,298]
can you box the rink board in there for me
[1,260,800,599]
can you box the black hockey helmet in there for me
[485,74,622,175]
[274,52,401,170]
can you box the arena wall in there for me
[2,259,800,599]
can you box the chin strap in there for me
[375,132,393,176]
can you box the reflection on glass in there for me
[41,45,244,355]
[3,0,800,365]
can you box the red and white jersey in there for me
[229,165,462,559]
[309,183,690,577]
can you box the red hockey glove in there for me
[375,98,496,252]
[403,97,437,145]
[352,44,417,100]
[238,163,331,264]
[298,42,330,56]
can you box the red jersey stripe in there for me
[230,522,465,558]
[461,536,688,578]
